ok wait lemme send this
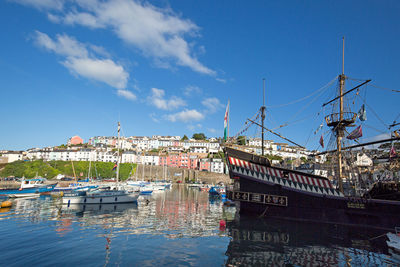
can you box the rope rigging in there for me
[265,76,338,108]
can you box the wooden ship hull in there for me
[225,146,400,230]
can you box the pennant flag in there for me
[358,104,367,121]
[224,101,230,141]
[319,135,324,148]
[347,125,363,140]
[112,163,118,171]
[390,145,397,158]
[314,123,323,135]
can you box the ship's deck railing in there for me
[325,112,357,127]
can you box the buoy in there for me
[1,200,12,208]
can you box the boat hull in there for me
[63,191,139,205]
[0,184,57,196]
[225,147,400,230]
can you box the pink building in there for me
[199,158,210,172]
[68,135,83,145]
[159,153,200,170]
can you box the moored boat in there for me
[63,188,139,205]
[0,178,57,197]
[224,39,400,230]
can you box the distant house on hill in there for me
[68,136,84,145]
[354,153,373,167]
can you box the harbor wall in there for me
[133,164,230,185]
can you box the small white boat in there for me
[8,193,41,198]
[63,188,139,205]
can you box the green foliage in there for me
[192,133,207,140]
[236,136,246,145]
[181,135,189,141]
[266,155,283,161]
[0,160,136,181]
[0,160,60,178]
[300,156,309,163]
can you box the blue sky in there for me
[1,0,399,151]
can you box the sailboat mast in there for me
[261,78,266,156]
[116,122,121,183]
[337,37,345,193]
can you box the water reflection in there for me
[0,185,232,266]
[2,186,399,266]
[225,215,400,266]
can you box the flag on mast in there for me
[224,100,230,141]
[319,135,324,148]
[347,125,363,140]
[112,162,118,171]
[390,145,397,158]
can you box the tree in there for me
[192,133,207,140]
[300,156,309,163]
[181,135,189,141]
[236,136,246,146]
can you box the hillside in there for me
[0,160,137,181]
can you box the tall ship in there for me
[224,39,400,230]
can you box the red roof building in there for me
[68,136,83,145]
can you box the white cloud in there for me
[201,97,224,113]
[34,31,88,58]
[207,128,217,133]
[216,78,227,83]
[33,31,129,89]
[12,0,64,10]
[64,58,128,89]
[149,88,186,110]
[187,123,203,131]
[166,109,204,122]
[149,113,160,123]
[117,89,136,101]
[43,0,215,75]
[183,85,202,96]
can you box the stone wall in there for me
[133,164,230,185]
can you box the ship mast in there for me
[322,38,373,193]
[116,122,121,184]
[337,37,345,193]
[261,78,266,156]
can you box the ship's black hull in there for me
[225,147,400,230]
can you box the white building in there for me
[0,151,24,163]
[248,138,272,148]
[210,158,224,173]
[354,153,373,167]
[189,146,208,154]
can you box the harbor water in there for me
[0,184,399,266]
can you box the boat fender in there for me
[219,220,226,230]
[1,200,12,208]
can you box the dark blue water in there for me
[1,185,399,266]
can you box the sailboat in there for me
[224,39,400,230]
[126,161,153,195]
[63,122,139,205]
[54,160,96,192]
